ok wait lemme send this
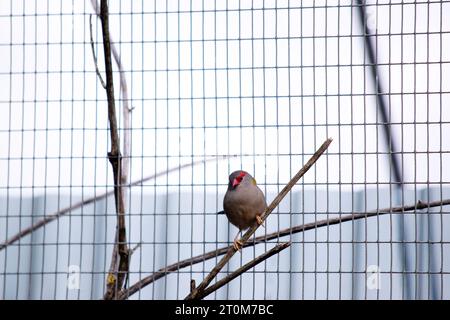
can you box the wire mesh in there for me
[1,0,450,300]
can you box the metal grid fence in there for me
[1,0,450,299]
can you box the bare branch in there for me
[118,197,450,300]
[98,0,129,300]
[89,14,106,89]
[0,156,233,252]
[97,0,132,283]
[196,242,291,300]
[185,138,333,299]
[90,0,132,184]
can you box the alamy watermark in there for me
[67,265,80,290]
[366,265,381,290]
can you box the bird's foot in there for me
[233,239,243,251]
[256,215,265,228]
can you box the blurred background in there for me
[0,0,449,299]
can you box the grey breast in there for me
[223,183,267,230]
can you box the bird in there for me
[222,170,267,251]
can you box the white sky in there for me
[0,0,449,197]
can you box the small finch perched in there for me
[222,170,267,250]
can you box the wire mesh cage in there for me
[1,0,450,300]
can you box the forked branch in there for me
[196,242,291,300]
[185,138,333,300]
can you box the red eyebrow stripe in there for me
[238,172,246,178]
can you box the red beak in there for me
[232,178,240,188]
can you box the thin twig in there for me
[196,242,291,300]
[129,243,142,256]
[117,197,450,300]
[89,14,106,89]
[186,137,333,299]
[123,242,142,290]
[115,38,131,198]
[0,156,233,252]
